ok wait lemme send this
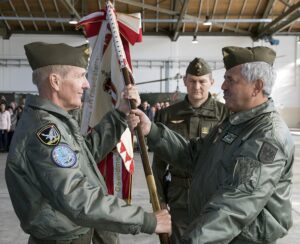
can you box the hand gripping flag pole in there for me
[106,1,170,243]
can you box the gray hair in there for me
[240,62,277,96]
[32,65,73,86]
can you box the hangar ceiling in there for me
[0,0,299,41]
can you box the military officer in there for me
[5,42,171,244]
[152,57,228,243]
[128,46,294,243]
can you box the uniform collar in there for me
[178,93,218,117]
[229,98,276,125]
[25,94,72,120]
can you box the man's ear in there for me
[254,79,264,93]
[210,78,215,86]
[49,73,61,91]
[183,75,187,87]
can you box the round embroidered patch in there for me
[51,144,77,168]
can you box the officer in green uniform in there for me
[152,57,229,243]
[5,42,171,244]
[128,46,294,243]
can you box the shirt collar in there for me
[229,98,276,125]
[25,94,72,120]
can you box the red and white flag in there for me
[78,6,142,201]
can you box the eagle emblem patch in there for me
[51,144,77,168]
[36,124,61,146]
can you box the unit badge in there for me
[258,142,278,164]
[36,124,61,146]
[51,144,77,168]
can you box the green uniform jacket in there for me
[5,95,156,241]
[152,94,229,208]
[147,99,294,244]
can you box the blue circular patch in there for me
[51,144,77,168]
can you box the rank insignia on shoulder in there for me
[222,132,238,144]
[36,123,61,146]
[258,142,277,164]
[51,144,77,168]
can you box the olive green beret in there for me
[24,42,90,70]
[222,46,276,70]
[186,57,212,76]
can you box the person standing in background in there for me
[0,103,11,152]
[152,57,229,243]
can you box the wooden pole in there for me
[106,1,169,243]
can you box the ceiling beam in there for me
[53,0,65,31]
[247,0,263,32]
[172,0,190,41]
[209,0,218,32]
[23,0,38,31]
[0,21,11,39]
[192,0,203,37]
[278,0,291,7]
[256,0,275,32]
[59,0,81,19]
[8,0,25,31]
[38,0,52,31]
[254,1,300,40]
[222,0,233,32]
[116,0,248,34]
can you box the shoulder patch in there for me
[36,124,61,146]
[258,142,278,164]
[51,144,77,168]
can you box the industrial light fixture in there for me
[68,14,78,25]
[192,35,198,44]
[264,36,280,46]
[203,16,212,26]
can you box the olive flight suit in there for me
[148,99,294,244]
[5,95,156,244]
[152,94,229,243]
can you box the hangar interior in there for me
[0,1,300,244]
[0,0,300,127]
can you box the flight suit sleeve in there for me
[181,134,292,244]
[152,153,168,204]
[26,125,156,235]
[152,110,169,205]
[147,122,201,173]
[85,109,128,163]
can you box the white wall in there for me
[0,34,299,127]
[0,34,86,93]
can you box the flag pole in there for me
[106,1,169,243]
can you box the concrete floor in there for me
[1,132,300,243]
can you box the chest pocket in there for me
[167,119,189,139]
[199,118,219,138]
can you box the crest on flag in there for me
[78,5,142,200]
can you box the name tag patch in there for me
[222,132,238,144]
[51,144,77,168]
